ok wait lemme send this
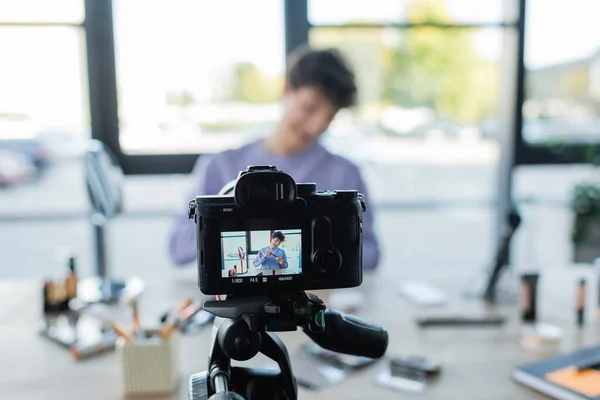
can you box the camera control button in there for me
[297,183,316,197]
[312,217,332,244]
[313,247,342,275]
[333,190,357,199]
[313,216,331,233]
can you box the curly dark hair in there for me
[287,46,357,109]
[272,231,286,242]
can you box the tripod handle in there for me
[303,310,388,359]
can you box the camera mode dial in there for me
[312,247,343,276]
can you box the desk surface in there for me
[2,268,599,400]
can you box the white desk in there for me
[1,267,599,400]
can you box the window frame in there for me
[0,7,87,152]
[88,0,576,174]
[516,0,600,165]
[86,0,293,175]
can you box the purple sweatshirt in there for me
[168,140,380,270]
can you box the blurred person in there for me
[253,231,288,270]
[169,47,380,270]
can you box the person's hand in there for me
[265,251,272,257]
[277,257,284,267]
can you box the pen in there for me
[593,257,600,320]
[577,278,586,328]
[109,321,134,342]
[159,323,178,340]
[130,299,140,335]
[180,304,202,321]
[161,298,192,323]
[416,315,506,327]
[573,354,600,371]
[159,307,192,340]
[594,258,600,321]
[179,298,192,312]
[162,298,191,322]
[158,298,193,340]
[176,304,204,331]
[70,336,116,360]
[160,305,202,340]
[85,304,133,341]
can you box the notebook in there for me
[512,345,600,400]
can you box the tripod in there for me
[189,291,389,400]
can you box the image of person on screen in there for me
[253,231,288,270]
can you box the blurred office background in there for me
[1,0,599,282]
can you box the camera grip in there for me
[303,310,388,359]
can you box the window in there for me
[250,231,271,253]
[308,0,516,26]
[0,0,89,207]
[0,27,89,144]
[520,0,600,163]
[112,0,285,156]
[278,229,301,259]
[89,0,522,183]
[306,0,516,205]
[0,0,83,23]
[311,27,504,142]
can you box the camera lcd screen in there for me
[220,229,302,283]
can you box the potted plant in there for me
[571,181,600,263]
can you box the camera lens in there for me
[313,247,342,275]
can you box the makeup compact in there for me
[520,323,563,352]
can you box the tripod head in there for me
[189,291,388,400]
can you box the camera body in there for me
[188,165,366,296]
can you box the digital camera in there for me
[188,165,366,296]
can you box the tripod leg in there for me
[258,332,297,400]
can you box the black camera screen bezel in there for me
[199,214,314,295]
